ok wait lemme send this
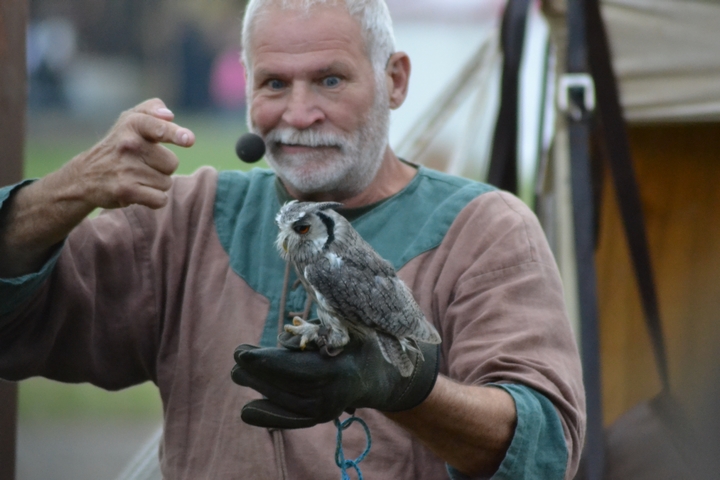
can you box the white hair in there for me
[241,0,396,77]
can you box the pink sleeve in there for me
[401,190,585,477]
[0,168,219,390]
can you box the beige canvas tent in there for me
[564,0,720,426]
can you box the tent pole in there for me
[0,0,28,478]
[563,0,604,478]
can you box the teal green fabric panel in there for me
[214,169,289,347]
[215,169,318,347]
[0,180,64,317]
[214,167,495,347]
[445,384,568,480]
[351,167,495,271]
[0,247,63,318]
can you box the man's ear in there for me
[385,52,411,110]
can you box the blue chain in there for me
[334,415,372,480]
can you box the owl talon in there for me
[284,317,320,350]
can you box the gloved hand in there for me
[231,327,440,429]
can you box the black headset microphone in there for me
[235,133,266,163]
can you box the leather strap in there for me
[586,0,670,393]
[564,0,604,476]
[567,1,670,478]
[487,0,531,193]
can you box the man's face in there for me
[246,5,390,198]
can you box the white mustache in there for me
[265,128,352,150]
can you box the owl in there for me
[275,200,441,377]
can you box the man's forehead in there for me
[254,59,354,79]
[247,5,367,66]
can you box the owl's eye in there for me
[293,224,311,235]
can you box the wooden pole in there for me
[0,0,28,478]
[0,382,19,480]
[0,0,26,184]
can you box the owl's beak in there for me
[282,238,288,252]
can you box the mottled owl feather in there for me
[275,200,441,376]
[304,258,436,342]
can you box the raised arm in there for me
[0,98,195,278]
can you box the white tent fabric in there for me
[388,0,720,123]
[386,0,505,23]
[604,0,720,122]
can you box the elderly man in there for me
[0,0,584,478]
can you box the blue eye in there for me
[268,79,285,90]
[322,76,341,88]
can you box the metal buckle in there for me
[558,73,596,120]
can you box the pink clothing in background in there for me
[210,49,246,110]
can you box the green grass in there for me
[19,111,265,420]
[19,379,163,421]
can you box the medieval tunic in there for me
[0,166,584,479]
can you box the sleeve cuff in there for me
[446,384,568,480]
[0,180,63,317]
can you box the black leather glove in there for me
[231,328,440,429]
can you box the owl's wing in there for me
[303,253,427,340]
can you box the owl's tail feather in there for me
[410,317,442,345]
[376,332,414,377]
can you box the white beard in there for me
[249,80,390,198]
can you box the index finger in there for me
[131,113,196,148]
[130,98,175,121]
